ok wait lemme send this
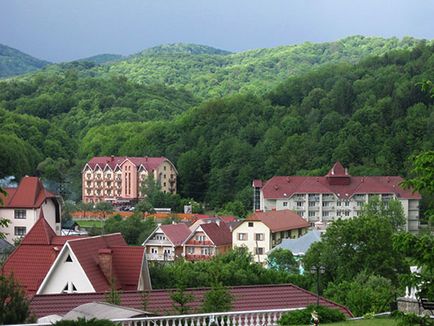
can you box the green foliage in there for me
[303,198,408,288]
[53,318,115,326]
[170,285,195,315]
[201,282,233,313]
[0,43,50,78]
[392,311,434,326]
[104,278,121,305]
[278,305,346,325]
[150,247,308,289]
[0,273,30,324]
[104,215,157,245]
[324,272,395,316]
[267,248,299,273]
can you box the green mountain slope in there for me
[76,53,124,64]
[97,36,426,98]
[0,44,50,78]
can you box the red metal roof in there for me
[160,224,191,246]
[111,246,145,291]
[30,284,353,318]
[67,234,128,292]
[198,222,232,246]
[259,162,420,200]
[1,217,80,297]
[245,210,310,232]
[1,177,57,208]
[86,156,169,172]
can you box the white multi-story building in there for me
[0,176,61,244]
[253,162,421,233]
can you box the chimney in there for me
[110,155,114,162]
[98,248,113,282]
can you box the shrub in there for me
[54,318,115,325]
[278,304,346,325]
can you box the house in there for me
[183,222,232,261]
[37,233,151,295]
[82,156,178,204]
[2,211,151,297]
[30,284,353,319]
[232,210,310,264]
[143,223,191,261]
[0,176,62,244]
[0,238,14,262]
[1,211,80,297]
[253,161,421,232]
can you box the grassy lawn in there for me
[318,318,398,325]
[75,220,104,229]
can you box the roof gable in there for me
[2,177,56,208]
[21,211,56,245]
[160,224,191,246]
[199,222,232,246]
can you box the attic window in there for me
[72,283,77,292]
[62,283,68,293]
[65,254,73,262]
[248,222,254,227]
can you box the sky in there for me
[1,0,433,62]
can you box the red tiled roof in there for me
[86,156,168,172]
[199,222,232,246]
[30,284,353,318]
[245,210,310,232]
[67,234,128,292]
[1,177,57,208]
[1,217,81,297]
[252,179,263,188]
[259,162,421,200]
[112,246,145,291]
[160,224,191,246]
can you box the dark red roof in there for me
[30,284,352,318]
[199,222,232,246]
[1,177,57,208]
[245,210,310,232]
[160,224,191,246]
[1,217,80,297]
[86,156,169,172]
[67,234,128,292]
[111,246,145,291]
[259,162,420,200]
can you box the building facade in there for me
[0,176,61,244]
[82,156,177,204]
[252,162,421,232]
[232,210,309,264]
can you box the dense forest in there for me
[0,37,433,212]
[0,44,50,78]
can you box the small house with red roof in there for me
[253,161,421,232]
[36,233,151,295]
[0,176,61,244]
[1,211,80,297]
[183,222,232,261]
[232,210,310,264]
[82,156,177,204]
[142,223,191,261]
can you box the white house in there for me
[0,176,61,244]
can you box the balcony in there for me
[146,253,175,261]
[322,195,335,201]
[188,240,213,246]
[185,254,212,261]
[322,205,335,210]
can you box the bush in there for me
[278,304,346,325]
[54,318,115,325]
[392,311,434,326]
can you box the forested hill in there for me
[0,44,51,78]
[76,54,124,65]
[1,41,432,209]
[96,36,425,98]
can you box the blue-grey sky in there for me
[1,0,433,62]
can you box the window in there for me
[299,211,304,217]
[164,166,167,171]
[297,201,303,207]
[14,209,26,219]
[255,233,264,241]
[308,211,316,217]
[151,248,158,254]
[345,201,350,206]
[255,247,264,255]
[283,202,288,207]
[238,233,248,241]
[14,227,26,236]
[322,211,329,217]
[187,247,194,254]
[163,182,166,187]
[248,222,254,227]
[344,211,350,217]
[308,201,316,207]
[337,201,341,206]
[65,254,73,262]
[201,247,210,255]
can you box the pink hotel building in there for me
[82,156,177,204]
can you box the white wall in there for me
[232,221,270,264]
[37,244,95,294]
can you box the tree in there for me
[324,271,395,316]
[95,201,114,220]
[202,282,233,313]
[104,277,121,305]
[267,248,299,273]
[0,186,10,240]
[0,274,30,324]
[170,285,195,314]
